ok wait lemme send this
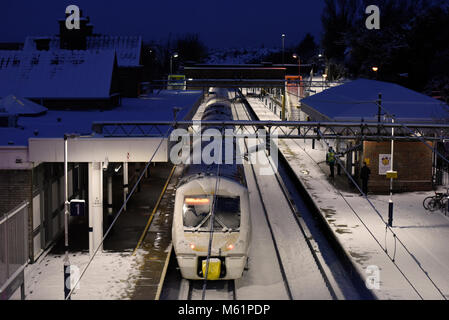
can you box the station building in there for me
[0,91,202,264]
[299,79,449,193]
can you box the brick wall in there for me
[363,141,433,193]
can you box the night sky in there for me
[1,0,325,48]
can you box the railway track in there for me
[242,90,375,299]
[159,88,370,300]
[231,90,339,300]
[180,279,236,300]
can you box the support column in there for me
[88,162,103,257]
[123,162,128,211]
[281,89,286,121]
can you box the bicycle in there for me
[423,189,449,213]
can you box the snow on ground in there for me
[15,248,148,300]
[247,95,449,300]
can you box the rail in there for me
[0,201,29,300]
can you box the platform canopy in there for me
[0,94,47,116]
[300,79,448,122]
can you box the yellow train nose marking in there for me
[202,258,221,280]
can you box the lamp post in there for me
[281,34,285,65]
[388,117,395,227]
[372,66,379,80]
[63,134,70,300]
[322,73,327,90]
[170,52,178,75]
[292,53,301,99]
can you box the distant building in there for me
[300,79,449,193]
[184,64,286,89]
[0,42,23,50]
[0,50,121,108]
[24,35,143,98]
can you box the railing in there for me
[0,201,29,300]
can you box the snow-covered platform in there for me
[247,96,449,300]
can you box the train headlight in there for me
[190,243,196,250]
[227,244,235,251]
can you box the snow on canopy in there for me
[301,79,448,122]
[0,94,47,116]
[0,50,116,99]
[23,35,142,67]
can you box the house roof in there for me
[23,35,142,67]
[0,50,116,99]
[0,94,47,116]
[301,79,448,122]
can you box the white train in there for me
[172,88,251,280]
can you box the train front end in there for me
[172,176,251,280]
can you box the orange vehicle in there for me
[285,75,304,98]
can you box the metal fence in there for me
[0,201,29,300]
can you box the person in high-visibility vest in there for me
[326,147,336,178]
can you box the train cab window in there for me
[182,195,240,231]
[183,197,210,228]
[214,196,240,231]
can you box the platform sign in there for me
[386,171,398,179]
[167,75,186,90]
[70,199,85,217]
[379,154,391,175]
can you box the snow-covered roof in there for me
[24,35,142,67]
[0,50,116,99]
[0,94,47,116]
[86,36,142,67]
[301,79,448,122]
[0,91,202,147]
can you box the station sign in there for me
[386,171,398,179]
[70,199,85,217]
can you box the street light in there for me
[322,73,327,90]
[170,52,179,75]
[281,34,285,65]
[292,53,301,98]
[372,66,379,80]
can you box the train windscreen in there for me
[183,196,240,231]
